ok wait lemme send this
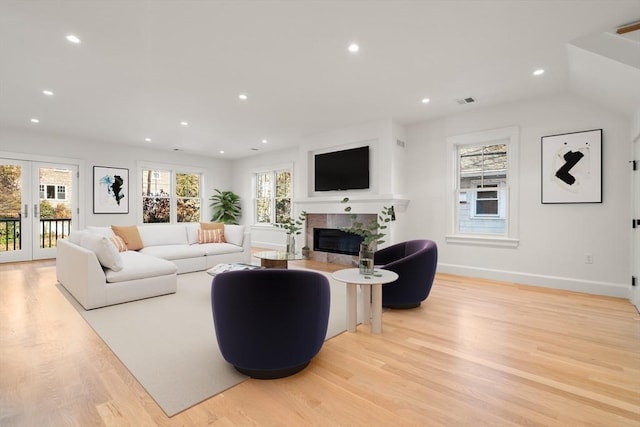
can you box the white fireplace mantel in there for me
[294,194,410,215]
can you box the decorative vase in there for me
[358,242,375,275]
[286,235,296,255]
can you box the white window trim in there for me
[445,126,520,248]
[137,161,205,224]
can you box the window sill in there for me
[445,234,519,248]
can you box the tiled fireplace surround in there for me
[304,213,377,266]
[296,196,407,266]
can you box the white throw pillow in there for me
[223,225,245,247]
[79,232,123,271]
[68,230,88,245]
[86,226,116,238]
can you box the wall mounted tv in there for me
[314,146,370,191]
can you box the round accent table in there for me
[253,251,305,269]
[332,268,398,334]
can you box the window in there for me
[56,185,66,200]
[254,169,292,224]
[39,184,66,200]
[446,127,519,247]
[458,144,507,234]
[140,165,202,224]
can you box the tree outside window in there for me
[176,173,200,222]
[141,169,202,223]
[255,169,292,224]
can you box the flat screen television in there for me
[314,146,369,191]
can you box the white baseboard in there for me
[437,263,630,299]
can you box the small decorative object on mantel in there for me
[340,197,395,274]
[301,246,310,257]
[273,211,307,255]
[541,129,602,204]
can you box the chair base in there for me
[235,361,310,379]
[382,302,421,309]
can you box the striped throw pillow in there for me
[197,228,225,244]
[109,235,128,252]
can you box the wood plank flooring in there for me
[1,258,638,426]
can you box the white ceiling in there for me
[1,1,639,159]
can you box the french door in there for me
[632,138,639,311]
[0,158,78,262]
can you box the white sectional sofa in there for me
[56,223,251,310]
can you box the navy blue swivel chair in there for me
[211,269,330,379]
[375,240,438,309]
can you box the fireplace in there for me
[313,228,363,256]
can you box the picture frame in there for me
[93,166,129,213]
[541,129,602,204]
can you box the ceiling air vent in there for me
[456,97,476,105]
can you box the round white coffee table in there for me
[332,268,398,334]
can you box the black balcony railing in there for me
[0,218,72,252]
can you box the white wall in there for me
[230,119,408,249]
[0,128,232,229]
[400,92,631,297]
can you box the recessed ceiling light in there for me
[238,93,248,100]
[421,98,430,104]
[42,90,54,96]
[30,118,40,123]
[261,139,268,144]
[533,69,545,76]
[219,150,225,154]
[180,121,188,126]
[145,138,151,142]
[348,43,359,53]
[65,34,81,44]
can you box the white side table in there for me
[332,268,398,334]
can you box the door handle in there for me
[24,204,28,218]
[34,204,39,218]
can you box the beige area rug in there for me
[59,267,362,417]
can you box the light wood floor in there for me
[1,258,639,426]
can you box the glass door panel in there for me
[0,159,31,263]
[32,163,77,260]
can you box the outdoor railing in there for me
[0,218,72,251]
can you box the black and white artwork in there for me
[93,166,129,213]
[541,129,602,204]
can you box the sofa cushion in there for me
[138,224,188,247]
[105,251,178,283]
[87,226,116,238]
[79,232,123,271]
[139,244,206,260]
[224,225,245,246]
[202,242,244,256]
[68,230,88,245]
[186,223,199,245]
[198,228,225,244]
[112,225,144,250]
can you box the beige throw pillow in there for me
[111,225,144,250]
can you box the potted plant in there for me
[274,211,307,255]
[209,189,241,224]
[340,197,395,274]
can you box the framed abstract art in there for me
[93,166,129,213]
[541,129,602,204]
